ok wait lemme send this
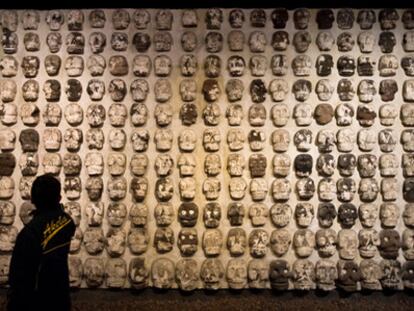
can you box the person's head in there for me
[31,174,61,210]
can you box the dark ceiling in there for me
[0,0,409,9]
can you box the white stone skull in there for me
[357,31,376,53]
[130,130,149,152]
[338,229,358,260]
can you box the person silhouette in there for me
[7,174,75,311]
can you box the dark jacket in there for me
[7,204,76,311]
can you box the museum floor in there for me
[0,289,412,311]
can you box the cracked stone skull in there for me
[249,178,268,201]
[247,259,268,289]
[338,203,358,228]
[179,178,196,201]
[271,103,289,127]
[360,259,382,290]
[379,203,399,228]
[0,56,18,77]
[294,154,313,178]
[19,152,38,176]
[42,153,62,175]
[84,257,104,288]
[248,55,267,77]
[106,228,126,257]
[337,260,361,292]
[295,203,315,227]
[358,178,379,203]
[316,31,335,51]
[202,178,221,200]
[202,229,223,257]
[83,228,105,255]
[381,178,398,202]
[132,55,151,77]
[359,203,378,228]
[357,129,376,152]
[105,258,127,288]
[130,177,148,202]
[154,55,172,76]
[402,56,414,76]
[336,129,355,152]
[293,129,313,151]
[153,203,173,227]
[155,177,174,202]
[226,259,247,290]
[271,179,291,202]
[316,130,336,153]
[129,258,149,289]
[269,259,291,290]
[227,30,244,52]
[203,202,221,228]
[380,154,398,177]
[316,9,334,29]
[357,9,376,29]
[85,202,104,227]
[204,154,221,177]
[226,228,247,257]
[2,31,18,55]
[225,79,244,103]
[293,229,315,258]
[227,202,245,226]
[153,227,174,253]
[268,79,288,102]
[271,129,290,153]
[293,103,313,126]
[338,229,358,260]
[175,259,199,291]
[270,54,288,76]
[85,177,103,201]
[402,229,414,260]
[107,202,127,226]
[270,228,291,257]
[292,259,315,290]
[178,154,196,177]
[87,55,106,76]
[248,203,268,227]
[315,259,337,291]
[316,229,337,258]
[359,228,380,258]
[380,259,402,290]
[202,103,221,126]
[22,79,39,102]
[229,177,247,200]
[154,129,173,152]
[68,256,83,288]
[357,79,376,103]
[249,229,269,258]
[151,258,175,289]
[154,79,172,103]
[317,203,337,228]
[200,258,224,290]
[177,228,198,257]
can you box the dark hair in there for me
[31,174,61,210]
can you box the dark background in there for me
[0,0,411,9]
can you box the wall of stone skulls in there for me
[0,8,414,291]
